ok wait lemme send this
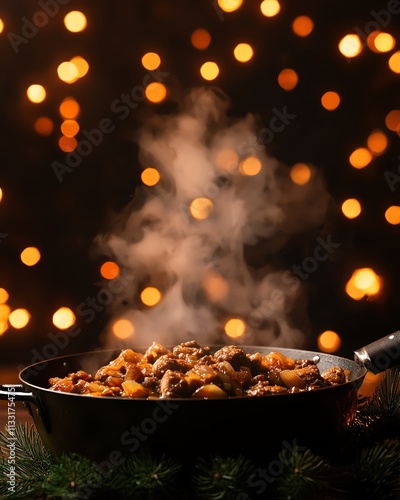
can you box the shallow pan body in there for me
[10,346,366,462]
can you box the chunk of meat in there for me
[144,342,172,363]
[246,381,288,397]
[152,355,191,378]
[172,340,211,363]
[213,346,251,370]
[321,366,347,385]
[48,377,74,393]
[160,370,193,398]
[293,364,322,385]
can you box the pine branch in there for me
[0,423,51,499]
[42,453,103,500]
[105,448,182,499]
[348,440,400,498]
[274,445,334,499]
[350,367,400,445]
[0,422,51,476]
[193,454,256,499]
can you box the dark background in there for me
[1,0,400,367]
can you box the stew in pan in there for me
[48,340,350,399]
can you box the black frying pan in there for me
[1,331,399,462]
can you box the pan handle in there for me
[354,330,400,374]
[0,384,36,405]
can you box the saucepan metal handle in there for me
[0,384,37,405]
[354,330,400,374]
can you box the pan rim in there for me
[18,345,368,400]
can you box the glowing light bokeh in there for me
[367,130,388,155]
[59,136,77,152]
[224,318,246,338]
[141,167,161,186]
[26,85,46,103]
[191,28,211,50]
[145,82,167,103]
[0,288,9,304]
[349,148,373,169]
[217,0,243,13]
[260,0,281,17]
[61,120,80,138]
[277,68,298,91]
[346,268,381,300]
[385,109,400,131]
[9,309,30,329]
[20,247,41,266]
[0,303,10,335]
[342,198,361,219]
[0,18,4,33]
[34,117,54,136]
[64,11,87,32]
[200,61,220,81]
[338,34,362,58]
[385,206,400,225]
[141,52,161,71]
[52,307,76,330]
[70,56,89,78]
[375,32,396,52]
[113,318,135,339]
[321,91,340,111]
[202,271,229,302]
[239,156,262,176]
[140,287,162,306]
[59,97,80,119]
[190,197,214,220]
[388,50,400,73]
[233,43,254,62]
[318,330,341,353]
[290,163,311,185]
[57,61,79,83]
[100,261,120,280]
[370,32,395,53]
[292,16,314,37]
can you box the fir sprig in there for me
[274,445,334,499]
[351,440,400,499]
[192,454,256,499]
[0,422,51,476]
[42,453,103,500]
[105,448,182,499]
[350,367,400,444]
[0,423,51,499]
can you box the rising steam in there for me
[95,87,331,348]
